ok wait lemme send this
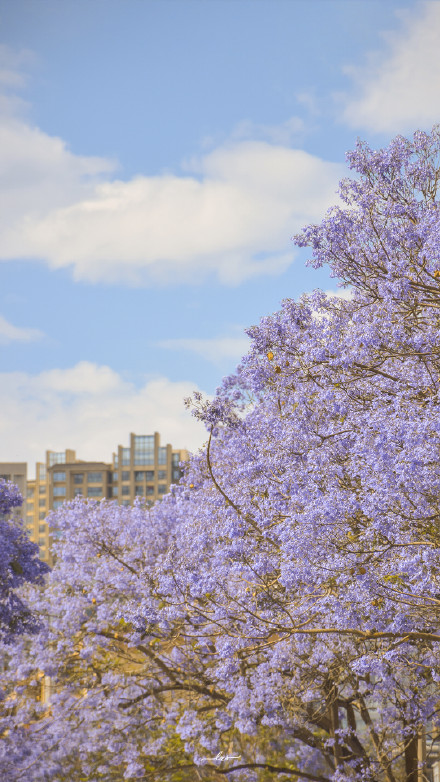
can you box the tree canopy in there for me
[3,127,440,782]
[0,478,49,644]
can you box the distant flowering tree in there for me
[4,127,440,781]
[0,479,49,643]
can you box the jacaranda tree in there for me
[3,127,440,782]
[0,478,49,643]
[0,480,50,775]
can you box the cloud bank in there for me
[0,362,207,473]
[0,314,43,344]
[0,56,343,285]
[343,1,440,133]
[159,329,250,364]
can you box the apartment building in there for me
[112,432,185,506]
[25,450,77,562]
[20,433,188,563]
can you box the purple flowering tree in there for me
[4,127,440,781]
[0,479,49,643]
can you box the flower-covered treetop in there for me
[0,479,49,643]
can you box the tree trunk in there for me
[330,700,341,767]
[405,734,418,782]
[417,729,426,782]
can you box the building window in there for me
[38,537,46,546]
[112,472,118,482]
[158,447,167,465]
[121,500,130,506]
[53,486,66,497]
[73,473,84,484]
[121,471,130,481]
[158,484,166,494]
[87,472,102,483]
[27,488,35,498]
[39,511,46,520]
[38,524,46,533]
[48,452,65,466]
[146,485,154,496]
[113,454,118,468]
[158,470,167,480]
[121,485,130,496]
[27,500,34,508]
[135,485,144,496]
[39,498,46,507]
[53,471,66,482]
[134,435,153,445]
[38,465,46,480]
[0,474,10,481]
[87,487,102,497]
[133,435,154,466]
[121,448,131,466]
[134,469,155,481]
[74,488,83,497]
[39,485,46,494]
[112,486,118,496]
[172,468,181,482]
[52,500,64,509]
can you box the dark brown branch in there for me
[204,762,331,781]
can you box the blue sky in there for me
[1,0,439,472]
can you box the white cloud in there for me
[324,288,353,301]
[295,91,321,118]
[343,1,440,133]
[159,329,250,364]
[0,51,343,285]
[0,110,116,229]
[229,116,306,146]
[0,362,207,473]
[0,141,342,286]
[0,314,44,344]
[0,44,35,89]
[0,47,117,240]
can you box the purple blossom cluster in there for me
[0,479,49,644]
[3,128,440,781]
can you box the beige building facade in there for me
[112,432,185,506]
[17,433,187,563]
[24,450,77,562]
